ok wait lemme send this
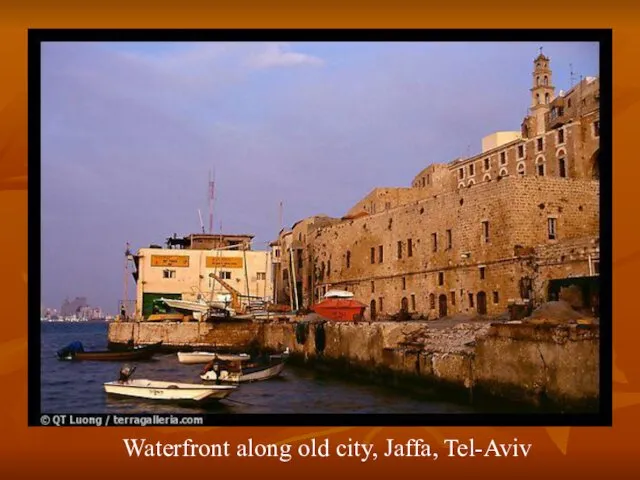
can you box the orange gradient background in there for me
[1,2,636,478]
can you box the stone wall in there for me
[310,176,599,318]
[109,319,598,410]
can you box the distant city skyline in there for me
[41,41,599,314]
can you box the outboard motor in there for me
[118,365,136,383]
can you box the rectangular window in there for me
[450,291,456,306]
[432,233,438,252]
[438,272,444,286]
[378,297,383,313]
[297,249,303,266]
[537,137,543,151]
[493,291,500,304]
[397,241,403,259]
[593,261,600,275]
[548,218,557,240]
[537,164,545,176]
[594,120,600,137]
[559,158,567,178]
[479,266,486,280]
[378,245,384,263]
[407,238,413,257]
[459,168,464,179]
[220,271,231,280]
[346,251,351,268]
[518,145,524,158]
[163,269,176,279]
[402,277,406,290]
[484,158,490,170]
[411,294,416,311]
[500,151,506,165]
[371,281,375,293]
[558,128,565,144]
[468,293,475,308]
[370,247,375,264]
[482,221,490,243]
[446,229,452,250]
[469,163,475,176]
[257,272,266,281]
[275,249,280,258]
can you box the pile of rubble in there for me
[523,300,597,325]
[400,321,493,355]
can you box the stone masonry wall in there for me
[311,176,599,318]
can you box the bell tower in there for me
[529,48,556,135]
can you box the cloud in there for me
[246,42,324,69]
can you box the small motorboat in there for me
[200,350,288,384]
[104,366,236,405]
[57,341,157,362]
[177,351,251,365]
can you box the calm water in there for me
[41,322,477,414]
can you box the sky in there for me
[40,40,599,314]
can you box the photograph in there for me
[35,35,605,423]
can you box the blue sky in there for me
[41,41,599,313]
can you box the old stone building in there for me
[272,52,600,320]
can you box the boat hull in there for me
[58,345,158,362]
[201,361,285,384]
[104,379,236,404]
[177,351,251,365]
[311,298,366,322]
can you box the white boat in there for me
[324,289,354,299]
[104,378,237,405]
[177,351,251,365]
[159,298,236,317]
[200,359,286,384]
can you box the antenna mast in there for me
[570,63,576,88]
[198,209,205,233]
[279,201,283,231]
[208,169,215,235]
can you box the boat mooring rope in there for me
[222,397,264,407]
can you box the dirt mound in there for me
[526,300,584,324]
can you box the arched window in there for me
[483,173,491,182]
[499,168,508,177]
[544,75,548,85]
[517,162,526,176]
[545,93,550,104]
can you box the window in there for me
[482,221,490,243]
[450,291,456,306]
[479,266,486,280]
[459,168,464,179]
[402,277,406,290]
[378,245,384,263]
[371,281,375,293]
[411,294,416,311]
[275,249,280,258]
[446,229,452,250]
[370,247,375,264]
[163,269,176,279]
[426,174,430,185]
[518,145,524,158]
[378,297,383,312]
[397,241,403,259]
[220,271,231,280]
[559,158,567,178]
[297,249,303,266]
[429,294,435,310]
[484,158,490,170]
[468,293,475,308]
[493,291,499,304]
[469,163,475,176]
[432,233,438,252]
[327,260,331,277]
[537,164,545,176]
[548,217,557,240]
[558,129,565,144]
[257,272,266,280]
[517,162,526,176]
[594,120,600,137]
[421,177,426,187]
[567,98,572,108]
[593,261,600,275]
[537,137,544,152]
[346,251,351,268]
[407,238,413,257]
[500,151,506,165]
[438,272,444,286]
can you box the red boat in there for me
[312,294,367,322]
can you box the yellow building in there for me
[130,233,273,318]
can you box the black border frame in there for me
[28,28,613,427]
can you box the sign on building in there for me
[150,255,190,267]
[206,256,244,269]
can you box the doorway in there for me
[438,294,448,318]
[370,299,377,321]
[477,291,487,315]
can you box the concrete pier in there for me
[108,318,599,411]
